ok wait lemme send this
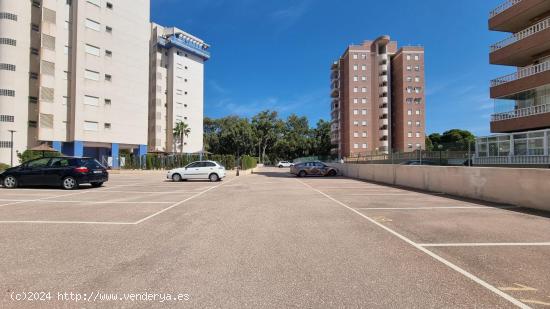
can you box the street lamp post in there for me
[8,130,16,167]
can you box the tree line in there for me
[204,110,333,164]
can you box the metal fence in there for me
[344,150,473,165]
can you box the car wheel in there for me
[62,176,78,190]
[327,170,337,177]
[278,165,283,168]
[172,173,182,182]
[3,176,18,189]
[298,171,306,178]
[209,173,219,182]
[91,182,103,188]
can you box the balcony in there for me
[490,60,550,98]
[474,155,550,165]
[379,64,388,72]
[380,107,389,114]
[380,118,389,126]
[380,97,388,104]
[330,89,339,98]
[379,75,388,83]
[490,17,550,66]
[380,129,389,137]
[491,103,550,132]
[380,86,388,94]
[489,0,550,33]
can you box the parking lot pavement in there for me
[1,167,549,308]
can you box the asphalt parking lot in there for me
[1,167,549,308]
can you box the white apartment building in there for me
[0,0,150,167]
[148,23,210,153]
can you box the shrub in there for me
[240,155,257,170]
[0,163,10,172]
[17,150,62,164]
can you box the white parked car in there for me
[277,161,293,168]
[167,161,226,182]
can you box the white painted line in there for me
[296,179,531,309]
[346,193,426,196]
[133,177,237,224]
[356,206,518,210]
[0,220,135,225]
[94,190,202,194]
[420,242,550,247]
[0,199,174,204]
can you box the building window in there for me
[362,76,366,81]
[414,55,419,61]
[353,76,358,82]
[408,132,413,138]
[361,109,367,115]
[361,121,367,126]
[407,121,412,126]
[32,23,40,32]
[84,121,98,131]
[353,121,359,126]
[361,87,367,93]
[415,87,422,93]
[415,110,421,115]
[361,65,366,71]
[406,65,411,71]
[0,63,16,71]
[416,121,421,127]
[63,96,68,105]
[414,76,420,82]
[106,2,113,9]
[353,132,359,137]
[407,110,412,116]
[105,26,113,33]
[64,45,69,55]
[105,98,111,105]
[28,121,37,128]
[105,50,112,57]
[85,18,101,31]
[0,12,18,21]
[0,38,16,46]
[408,144,413,149]
[41,34,55,51]
[414,98,422,104]
[406,87,412,94]
[361,98,367,104]
[353,144,359,149]
[85,44,100,56]
[416,132,421,138]
[406,55,411,61]
[40,87,54,102]
[414,66,420,71]
[353,87,358,93]
[29,96,38,103]
[105,74,112,81]
[353,98,358,104]
[352,54,358,59]
[84,95,99,106]
[30,72,39,79]
[85,69,100,81]
[353,109,358,115]
[406,98,413,104]
[0,115,15,122]
[362,132,367,137]
[104,123,111,129]
[31,48,39,55]
[362,144,367,149]
[353,65,358,71]
[407,76,412,82]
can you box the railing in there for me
[489,0,522,18]
[490,17,550,52]
[491,60,550,87]
[474,155,550,165]
[491,103,550,121]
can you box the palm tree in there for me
[173,121,191,153]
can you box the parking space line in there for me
[133,177,238,225]
[0,220,135,225]
[0,199,174,204]
[356,206,518,210]
[296,179,531,309]
[420,242,550,247]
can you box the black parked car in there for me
[0,157,108,190]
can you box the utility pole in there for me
[8,130,16,167]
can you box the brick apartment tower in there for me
[488,0,550,134]
[330,36,425,158]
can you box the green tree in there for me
[252,110,284,163]
[427,130,475,151]
[173,121,191,153]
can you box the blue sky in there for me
[151,0,510,136]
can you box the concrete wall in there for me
[332,163,550,212]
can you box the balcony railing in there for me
[491,60,550,87]
[489,0,522,18]
[491,17,550,52]
[474,155,550,165]
[491,103,550,121]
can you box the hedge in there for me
[240,155,257,170]
[120,154,237,170]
